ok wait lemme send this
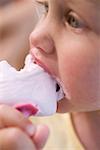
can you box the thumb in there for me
[32,125,49,150]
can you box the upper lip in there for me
[30,48,66,100]
[30,48,53,76]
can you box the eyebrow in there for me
[85,0,100,6]
[88,0,98,3]
[87,0,100,5]
[69,0,100,10]
[70,0,99,4]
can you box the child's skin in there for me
[30,0,100,149]
[0,0,100,149]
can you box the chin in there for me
[57,95,100,113]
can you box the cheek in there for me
[59,47,99,107]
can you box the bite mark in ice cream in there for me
[0,54,64,117]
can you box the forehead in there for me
[64,0,99,7]
[39,0,99,8]
[40,0,98,2]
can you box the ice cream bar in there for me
[0,54,64,117]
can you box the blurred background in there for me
[0,0,38,69]
[0,0,69,149]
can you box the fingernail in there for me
[26,124,36,136]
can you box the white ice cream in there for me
[0,54,64,116]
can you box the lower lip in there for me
[15,104,38,117]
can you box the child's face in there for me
[30,0,100,112]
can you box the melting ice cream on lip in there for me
[0,54,64,117]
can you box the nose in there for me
[29,21,55,54]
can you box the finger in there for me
[0,127,36,150]
[0,105,35,136]
[33,125,49,150]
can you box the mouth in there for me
[15,104,38,117]
[30,48,69,100]
[30,48,53,76]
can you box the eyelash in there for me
[35,1,85,29]
[35,0,49,14]
[65,11,85,29]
